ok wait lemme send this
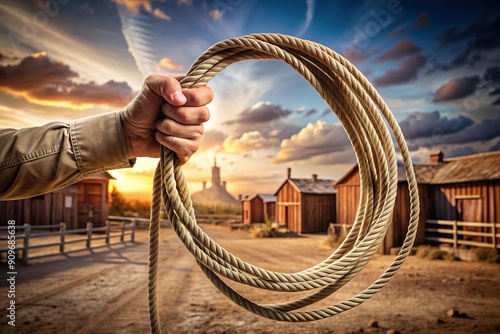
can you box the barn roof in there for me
[275,178,336,195]
[256,194,277,203]
[85,171,115,180]
[337,151,500,186]
[400,163,442,183]
[429,151,500,184]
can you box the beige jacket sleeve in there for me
[0,111,135,201]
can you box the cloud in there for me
[112,0,152,14]
[210,9,224,20]
[113,0,172,20]
[0,52,134,108]
[152,8,171,21]
[321,108,332,117]
[483,66,500,83]
[374,39,421,63]
[221,101,303,144]
[155,57,184,71]
[224,102,293,125]
[389,27,405,38]
[297,0,316,36]
[443,117,500,144]
[222,131,279,153]
[0,52,77,91]
[432,76,479,102]
[307,150,356,165]
[199,129,227,152]
[490,140,500,152]
[404,114,500,150]
[374,53,427,87]
[343,47,377,64]
[492,97,500,105]
[28,80,134,108]
[415,12,430,29]
[399,111,474,140]
[305,108,318,116]
[432,15,500,71]
[488,87,500,96]
[0,53,17,63]
[273,121,351,163]
[435,15,500,47]
[445,146,477,158]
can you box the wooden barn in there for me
[0,172,114,229]
[334,163,430,254]
[334,151,500,254]
[241,194,276,224]
[274,168,336,234]
[424,151,500,246]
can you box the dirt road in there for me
[1,225,499,333]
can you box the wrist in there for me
[119,111,137,159]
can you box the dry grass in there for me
[415,245,457,261]
[473,247,500,263]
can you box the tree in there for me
[109,186,128,216]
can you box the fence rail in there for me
[425,219,499,250]
[0,218,136,263]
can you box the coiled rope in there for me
[148,33,419,334]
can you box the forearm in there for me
[0,112,135,200]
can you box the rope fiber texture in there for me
[147,33,419,334]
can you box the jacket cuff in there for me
[70,112,135,177]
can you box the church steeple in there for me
[211,155,220,187]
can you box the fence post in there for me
[105,220,111,244]
[120,221,125,242]
[131,219,136,243]
[22,224,30,264]
[86,222,92,248]
[59,222,66,253]
[492,221,497,250]
[452,220,458,251]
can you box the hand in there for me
[120,74,212,164]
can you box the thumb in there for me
[144,74,187,106]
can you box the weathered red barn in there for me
[274,168,336,234]
[425,151,500,247]
[0,172,113,229]
[241,194,276,224]
[334,163,429,254]
[334,151,500,254]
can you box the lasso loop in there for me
[148,33,419,334]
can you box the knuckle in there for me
[163,120,177,134]
[206,87,214,102]
[198,107,210,123]
[189,93,202,106]
[144,74,156,84]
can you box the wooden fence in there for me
[425,219,499,250]
[0,218,137,263]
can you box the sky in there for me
[0,0,499,201]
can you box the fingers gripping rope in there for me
[147,33,419,333]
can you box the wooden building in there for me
[0,172,113,229]
[334,163,430,254]
[425,151,500,246]
[241,194,276,224]
[334,151,500,254]
[274,168,336,234]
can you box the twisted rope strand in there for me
[147,33,419,334]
